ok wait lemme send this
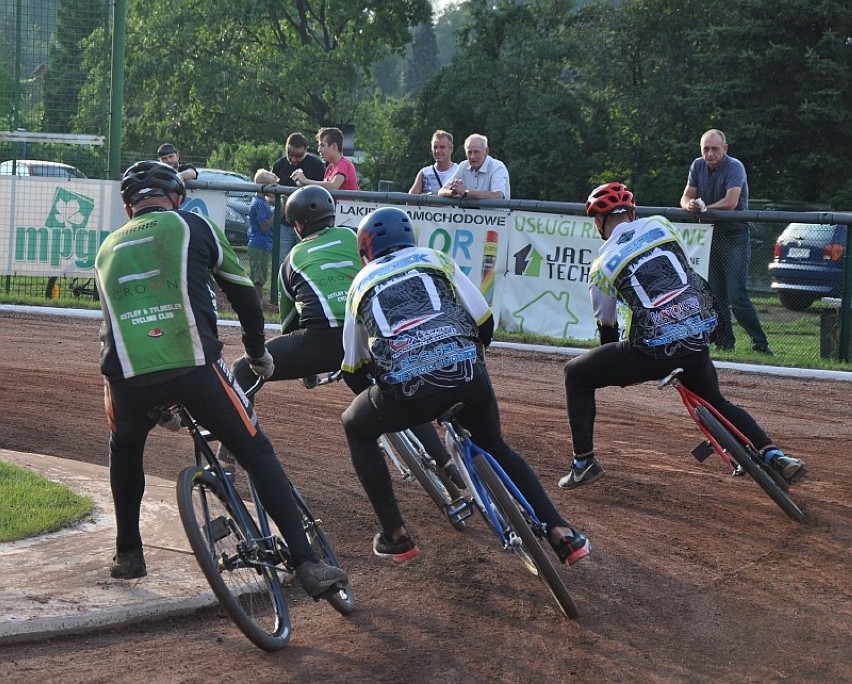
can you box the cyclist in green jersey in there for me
[95,161,348,597]
[228,186,460,486]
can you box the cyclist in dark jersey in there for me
[558,181,807,490]
[228,186,458,483]
[340,206,591,566]
[96,161,347,597]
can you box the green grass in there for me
[0,461,94,543]
[496,295,852,372]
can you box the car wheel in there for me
[778,291,816,311]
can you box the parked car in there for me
[0,159,86,179]
[768,222,848,310]
[195,168,254,246]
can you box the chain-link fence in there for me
[1,1,111,178]
[2,178,850,371]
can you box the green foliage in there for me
[207,141,283,177]
[41,0,103,134]
[0,461,93,542]
[354,92,417,190]
[412,0,591,200]
[403,21,440,93]
[686,0,852,204]
[121,0,431,163]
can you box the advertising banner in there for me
[334,199,711,341]
[2,181,711,341]
[0,177,226,277]
[0,177,125,275]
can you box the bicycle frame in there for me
[660,369,753,471]
[177,403,282,568]
[441,418,547,548]
[164,376,284,569]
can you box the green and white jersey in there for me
[96,207,262,381]
[278,226,361,332]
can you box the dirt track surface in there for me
[0,310,850,684]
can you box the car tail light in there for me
[773,241,782,259]
[823,243,844,262]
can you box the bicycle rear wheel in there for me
[472,455,580,619]
[695,406,805,522]
[386,431,466,531]
[290,486,355,615]
[176,466,292,650]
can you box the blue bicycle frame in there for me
[441,419,549,548]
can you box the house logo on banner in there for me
[499,212,600,340]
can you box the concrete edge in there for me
[0,593,217,645]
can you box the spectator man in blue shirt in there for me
[680,129,771,354]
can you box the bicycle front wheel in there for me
[176,466,292,650]
[386,431,465,531]
[695,406,805,523]
[290,486,356,615]
[472,455,580,619]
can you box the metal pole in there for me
[270,195,281,305]
[107,0,127,179]
[838,226,852,362]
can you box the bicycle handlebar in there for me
[303,370,342,389]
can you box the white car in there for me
[0,159,87,179]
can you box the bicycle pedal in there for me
[692,440,714,463]
[446,497,474,523]
[204,516,231,542]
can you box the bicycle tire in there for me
[386,432,466,531]
[472,455,580,619]
[290,486,356,615]
[695,406,805,523]
[176,466,292,650]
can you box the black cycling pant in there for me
[563,342,771,456]
[105,358,316,565]
[232,326,452,468]
[232,326,345,388]
[341,364,570,539]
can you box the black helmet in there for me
[284,186,336,237]
[121,160,186,206]
[357,207,416,262]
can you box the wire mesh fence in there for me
[1,1,111,178]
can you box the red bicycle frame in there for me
[664,372,756,470]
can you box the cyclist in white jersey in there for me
[558,182,807,490]
[340,207,591,566]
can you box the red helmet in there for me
[585,182,635,218]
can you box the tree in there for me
[403,21,440,93]
[411,0,591,200]
[42,0,103,133]
[684,0,852,204]
[118,0,431,161]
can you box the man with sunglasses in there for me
[272,132,325,189]
[271,132,327,257]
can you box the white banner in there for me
[0,177,125,275]
[335,199,712,341]
[0,177,226,277]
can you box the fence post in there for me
[839,226,852,362]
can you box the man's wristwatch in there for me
[463,189,469,198]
